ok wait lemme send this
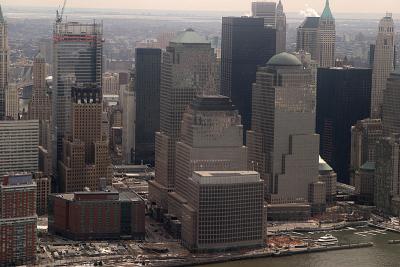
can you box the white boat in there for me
[316,234,339,246]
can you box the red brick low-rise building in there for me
[0,174,37,266]
[49,189,145,240]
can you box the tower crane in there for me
[56,0,67,23]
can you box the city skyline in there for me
[2,0,400,14]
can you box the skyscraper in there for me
[316,67,372,183]
[275,0,287,53]
[0,120,39,176]
[59,84,112,193]
[121,74,136,164]
[149,29,216,210]
[251,1,276,27]
[318,0,336,67]
[135,48,161,165]
[247,52,321,219]
[166,95,265,251]
[296,17,320,61]
[221,17,276,139]
[371,14,395,118]
[382,68,400,136]
[28,52,51,121]
[0,174,37,266]
[0,5,8,120]
[350,118,383,185]
[52,22,103,184]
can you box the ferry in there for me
[316,234,339,246]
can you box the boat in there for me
[316,234,339,246]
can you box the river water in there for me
[203,227,400,267]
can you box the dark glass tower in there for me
[221,17,276,141]
[316,67,372,184]
[134,48,161,165]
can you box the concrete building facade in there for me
[52,22,103,185]
[0,5,8,120]
[149,29,216,210]
[59,85,112,193]
[0,120,39,176]
[371,14,395,118]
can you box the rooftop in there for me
[360,161,375,171]
[170,28,209,44]
[319,156,333,172]
[299,17,320,29]
[267,52,303,67]
[191,95,236,111]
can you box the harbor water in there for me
[203,226,400,267]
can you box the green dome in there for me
[170,28,209,44]
[267,52,302,67]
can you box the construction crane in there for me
[56,0,67,23]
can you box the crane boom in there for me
[56,0,67,23]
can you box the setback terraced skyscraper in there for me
[148,29,216,211]
[52,21,103,187]
[371,14,395,118]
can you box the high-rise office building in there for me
[0,120,39,176]
[28,52,51,121]
[59,85,112,193]
[166,95,265,251]
[252,1,286,53]
[247,53,321,219]
[135,48,161,165]
[5,83,18,119]
[52,22,103,184]
[296,17,320,61]
[252,1,276,27]
[318,0,336,67]
[382,68,400,136]
[122,74,136,164]
[0,174,37,266]
[149,29,216,210]
[350,119,383,185]
[375,134,400,215]
[102,72,120,95]
[371,14,395,118]
[275,0,287,53]
[296,0,335,67]
[0,5,8,120]
[316,67,372,183]
[221,17,276,138]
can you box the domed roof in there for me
[319,156,333,172]
[267,52,302,67]
[170,28,209,44]
[360,161,375,171]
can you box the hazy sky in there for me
[2,0,399,14]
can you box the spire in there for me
[0,4,4,23]
[277,0,284,15]
[321,0,334,20]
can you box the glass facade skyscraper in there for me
[316,67,372,184]
[221,17,276,142]
[135,48,162,165]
